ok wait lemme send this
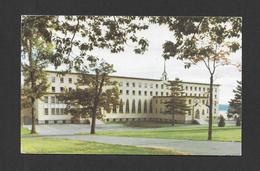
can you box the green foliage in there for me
[22,16,150,72]
[218,115,225,127]
[58,57,119,121]
[228,81,242,119]
[164,78,190,125]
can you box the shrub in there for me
[218,115,225,127]
[236,117,241,126]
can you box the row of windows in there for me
[51,87,72,93]
[185,86,218,93]
[114,99,153,114]
[119,82,165,89]
[51,77,73,84]
[119,90,217,98]
[120,90,169,96]
[44,96,64,104]
[44,108,66,115]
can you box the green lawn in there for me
[21,138,187,155]
[93,125,241,142]
[21,127,38,136]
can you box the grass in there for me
[21,127,38,136]
[89,125,241,142]
[21,138,187,155]
[98,126,241,142]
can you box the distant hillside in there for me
[219,104,229,111]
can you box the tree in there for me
[228,81,242,126]
[218,115,225,127]
[22,16,150,72]
[21,16,54,133]
[151,16,241,140]
[58,57,119,134]
[164,78,190,126]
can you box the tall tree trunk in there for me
[90,109,96,134]
[28,39,37,134]
[208,74,213,140]
[31,98,36,134]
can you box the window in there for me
[60,77,64,83]
[51,96,55,104]
[194,93,196,96]
[150,83,153,88]
[161,84,164,89]
[161,92,163,96]
[112,104,117,113]
[215,94,217,98]
[190,86,193,91]
[202,110,205,115]
[120,90,123,94]
[156,84,158,88]
[132,82,135,87]
[195,87,197,91]
[126,90,129,95]
[44,96,48,103]
[119,82,123,87]
[144,83,147,88]
[155,91,158,96]
[199,87,201,91]
[186,86,188,90]
[132,90,135,95]
[150,91,153,96]
[44,108,48,115]
[126,82,129,87]
[166,92,169,96]
[60,87,64,92]
[137,99,142,113]
[189,99,191,104]
[51,108,55,115]
[125,99,129,113]
[119,99,123,113]
[56,108,60,115]
[138,90,141,95]
[69,78,72,83]
[52,87,55,93]
[203,87,205,91]
[132,99,136,113]
[60,108,64,115]
[69,87,72,92]
[51,77,55,83]
[144,91,147,96]
[143,100,147,113]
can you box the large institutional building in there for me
[21,66,220,124]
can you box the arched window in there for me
[138,99,142,113]
[112,104,117,113]
[202,109,205,115]
[132,99,136,113]
[119,99,124,113]
[125,99,129,113]
[149,100,153,114]
[144,100,147,113]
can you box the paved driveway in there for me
[23,123,150,135]
[47,134,241,156]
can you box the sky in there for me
[81,24,242,104]
[23,20,242,105]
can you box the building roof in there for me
[45,70,220,86]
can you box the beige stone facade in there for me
[31,71,220,124]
